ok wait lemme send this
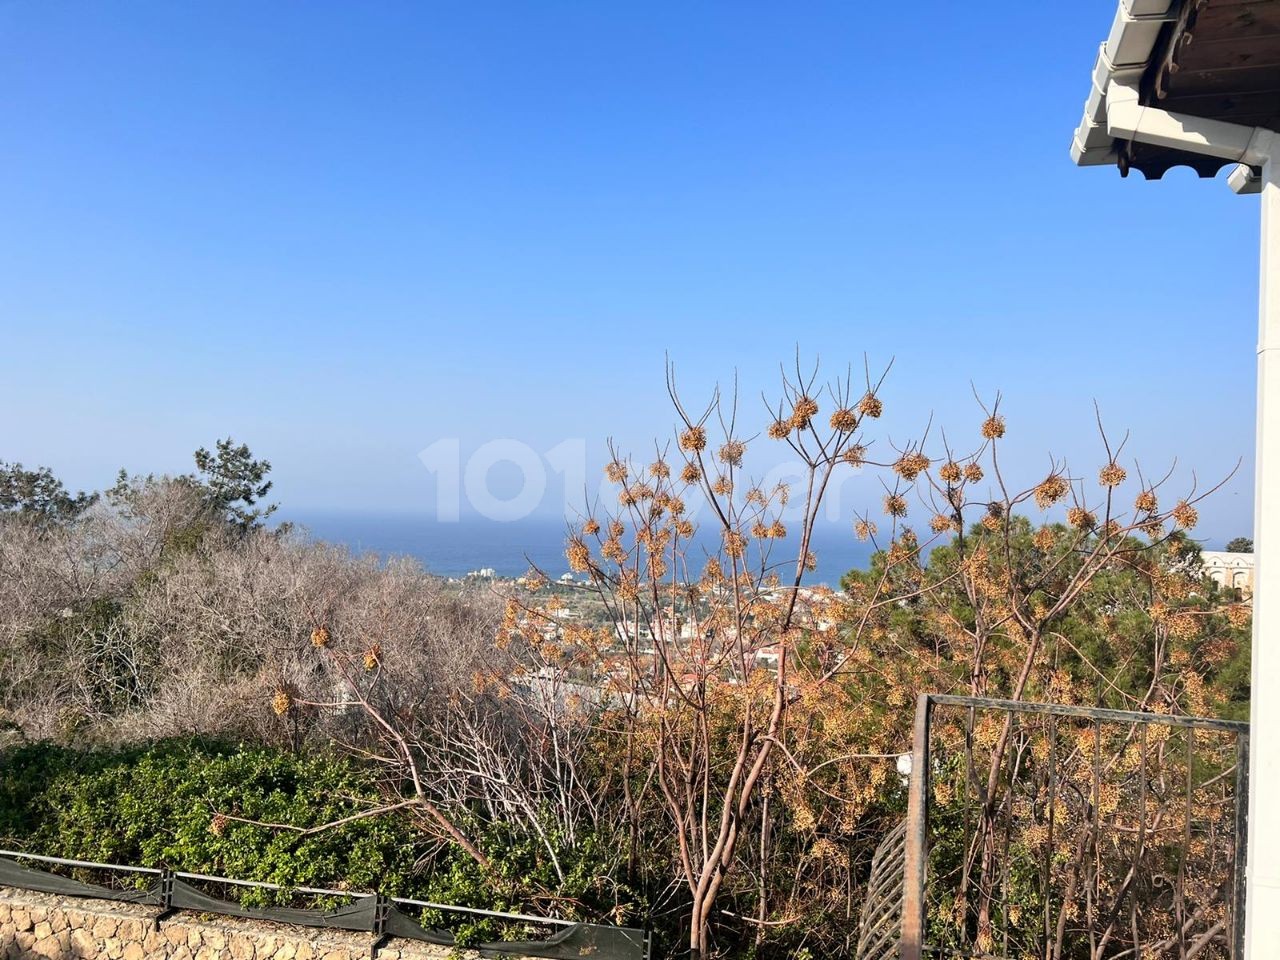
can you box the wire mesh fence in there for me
[900,694,1248,960]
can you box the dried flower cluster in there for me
[271,688,292,717]
[790,395,820,430]
[894,451,930,481]
[829,407,858,432]
[981,414,1006,439]
[1033,474,1068,509]
[679,426,707,453]
[1098,461,1127,487]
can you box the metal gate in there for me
[899,694,1248,960]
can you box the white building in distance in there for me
[1201,551,1255,600]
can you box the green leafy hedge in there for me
[0,738,628,941]
[0,738,425,904]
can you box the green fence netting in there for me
[0,855,159,905]
[0,854,649,960]
[474,921,649,960]
[169,878,401,937]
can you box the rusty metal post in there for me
[901,694,932,960]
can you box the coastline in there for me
[277,510,875,588]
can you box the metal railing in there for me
[0,848,651,960]
[900,694,1249,960]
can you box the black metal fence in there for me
[900,694,1248,960]
[0,849,651,960]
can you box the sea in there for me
[278,511,875,588]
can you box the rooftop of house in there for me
[1071,0,1280,181]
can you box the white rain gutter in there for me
[1103,78,1276,191]
[1070,0,1180,167]
[1068,0,1265,193]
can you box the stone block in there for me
[69,927,97,958]
[93,915,120,939]
[229,932,256,960]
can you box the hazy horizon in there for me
[1,1,1260,545]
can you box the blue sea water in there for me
[279,511,874,588]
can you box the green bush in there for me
[0,738,425,904]
[0,738,628,939]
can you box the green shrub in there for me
[0,739,425,904]
[0,738,627,936]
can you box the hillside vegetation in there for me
[0,364,1253,958]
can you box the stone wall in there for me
[0,886,466,960]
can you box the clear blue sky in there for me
[0,1,1260,544]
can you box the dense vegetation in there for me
[0,739,424,900]
[0,359,1254,960]
[0,738,620,943]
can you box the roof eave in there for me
[1070,0,1181,168]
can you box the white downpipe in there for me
[1248,151,1280,959]
[1231,164,1264,197]
[1097,78,1280,958]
